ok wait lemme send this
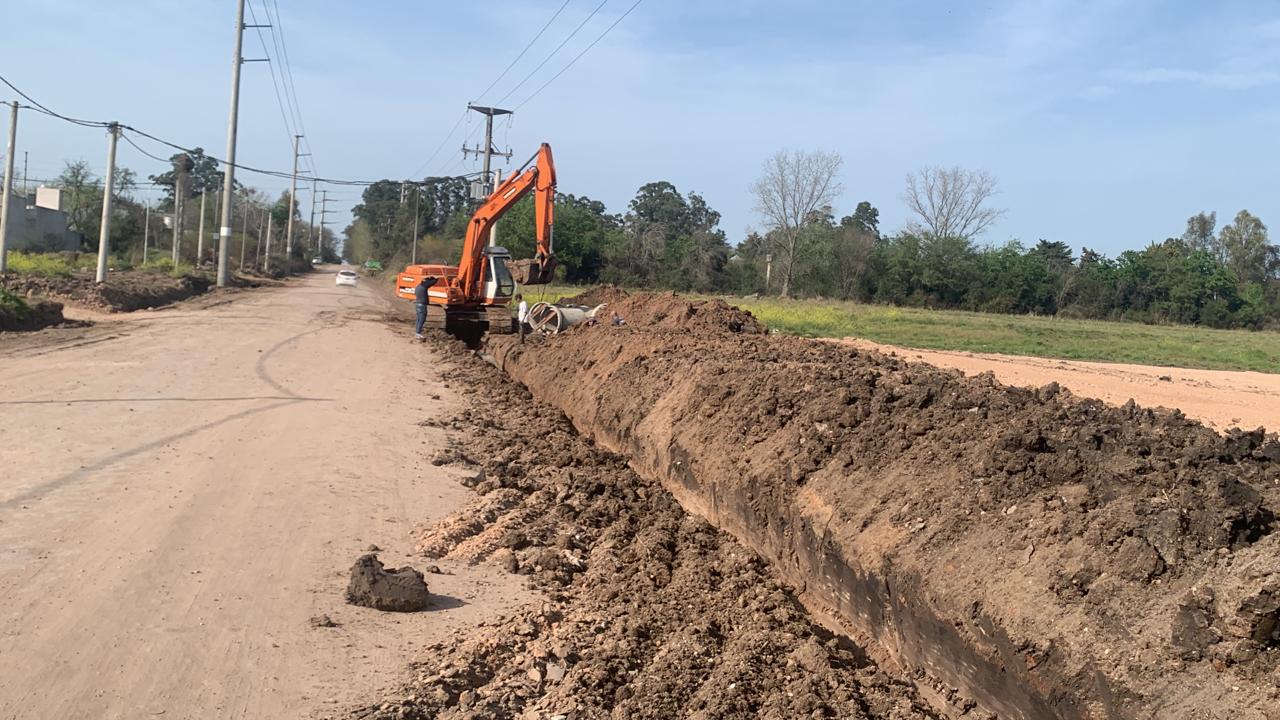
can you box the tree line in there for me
[345,151,1278,330]
[24,151,336,272]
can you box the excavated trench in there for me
[486,291,1280,720]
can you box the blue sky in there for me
[2,0,1278,256]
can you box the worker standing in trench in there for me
[413,276,437,340]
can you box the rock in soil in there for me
[345,554,431,612]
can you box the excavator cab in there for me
[482,246,517,303]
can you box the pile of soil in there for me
[490,301,1280,719]
[345,554,432,612]
[0,271,212,312]
[564,287,767,335]
[0,296,64,332]
[347,337,938,720]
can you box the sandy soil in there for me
[838,338,1280,432]
[0,271,531,720]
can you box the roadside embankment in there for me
[489,291,1280,719]
[0,271,213,312]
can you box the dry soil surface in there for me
[838,338,1280,432]
[0,271,530,720]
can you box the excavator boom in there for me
[457,143,557,292]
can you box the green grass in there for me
[532,284,1280,373]
[0,287,30,317]
[6,251,75,277]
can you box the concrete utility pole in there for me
[307,176,317,253]
[255,210,265,268]
[317,190,337,259]
[95,123,120,284]
[410,184,420,264]
[285,133,305,258]
[142,201,151,262]
[264,210,273,272]
[239,202,248,271]
[462,104,513,196]
[197,190,207,266]
[172,154,191,265]
[0,101,17,273]
[216,0,248,287]
[489,169,502,247]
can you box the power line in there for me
[2,74,484,190]
[492,0,610,107]
[266,0,317,177]
[473,0,573,104]
[245,0,299,154]
[409,108,468,179]
[514,0,645,111]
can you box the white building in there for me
[2,187,82,252]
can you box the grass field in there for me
[530,284,1280,373]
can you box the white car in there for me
[335,269,359,287]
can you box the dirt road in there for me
[0,272,529,720]
[839,338,1280,431]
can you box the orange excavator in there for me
[395,143,558,335]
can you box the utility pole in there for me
[0,101,17,272]
[197,190,207,266]
[255,209,265,268]
[95,123,120,283]
[410,183,420,264]
[307,176,317,254]
[142,201,151,263]
[216,0,249,287]
[285,134,307,258]
[264,210,273,272]
[317,190,337,259]
[462,104,513,197]
[489,169,502,247]
[239,201,248,271]
[171,154,191,265]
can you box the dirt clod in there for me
[345,554,431,612]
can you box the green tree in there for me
[147,148,227,207]
[841,201,880,238]
[1182,211,1220,262]
[1218,210,1272,286]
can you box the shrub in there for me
[0,287,30,317]
[6,251,74,277]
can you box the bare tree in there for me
[751,149,844,297]
[903,166,1004,240]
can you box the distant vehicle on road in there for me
[311,257,323,265]
[335,270,358,287]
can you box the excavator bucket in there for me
[509,257,558,285]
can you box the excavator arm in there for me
[455,143,557,294]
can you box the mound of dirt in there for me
[346,337,939,720]
[345,554,431,612]
[564,287,766,334]
[0,271,212,312]
[490,296,1280,719]
[0,296,64,331]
